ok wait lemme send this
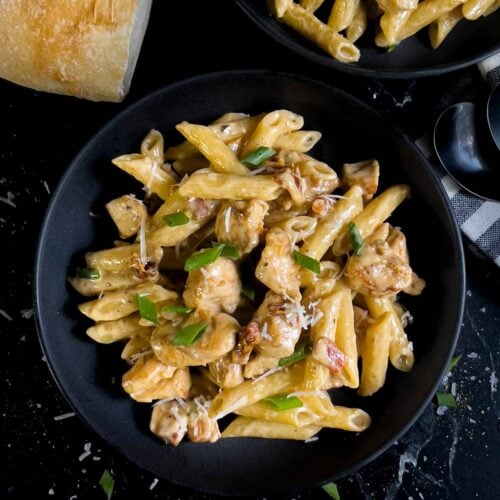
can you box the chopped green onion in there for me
[292,250,321,274]
[162,305,194,314]
[348,222,363,255]
[322,482,340,500]
[241,147,276,167]
[76,267,101,280]
[436,392,456,408]
[99,469,114,500]
[184,245,224,271]
[386,44,398,53]
[263,394,303,412]
[241,286,255,302]
[136,294,159,325]
[163,211,190,227]
[212,241,241,259]
[278,341,313,367]
[172,322,207,346]
[447,355,460,374]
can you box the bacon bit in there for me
[131,253,158,280]
[189,198,211,220]
[233,321,261,364]
[312,337,346,373]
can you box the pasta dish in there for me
[69,109,425,445]
[268,0,500,63]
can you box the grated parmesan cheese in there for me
[200,267,210,278]
[171,405,188,435]
[149,478,159,491]
[215,396,248,420]
[287,390,324,398]
[54,412,75,421]
[224,207,232,233]
[260,322,271,340]
[249,166,267,176]
[78,442,92,462]
[139,213,147,266]
[252,366,283,384]
[0,309,13,321]
[304,436,319,443]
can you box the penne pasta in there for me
[222,417,321,440]
[429,6,463,48]
[328,0,361,32]
[346,1,369,42]
[273,130,322,153]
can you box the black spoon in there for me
[433,84,500,202]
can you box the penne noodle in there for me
[379,9,413,45]
[299,0,326,12]
[178,172,283,201]
[398,0,467,41]
[346,1,369,42]
[328,0,361,32]
[222,417,321,440]
[429,6,463,48]
[332,184,410,256]
[112,154,176,200]
[279,2,361,63]
[358,312,392,396]
[273,130,322,153]
[301,185,364,261]
[319,406,371,431]
[86,314,152,344]
[209,362,305,419]
[364,295,415,372]
[241,110,304,157]
[176,122,249,175]
[462,0,496,18]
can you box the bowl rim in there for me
[33,69,466,495]
[235,0,500,79]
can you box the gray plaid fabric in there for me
[414,53,500,267]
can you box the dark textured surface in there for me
[1,1,499,499]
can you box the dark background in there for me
[2,1,499,499]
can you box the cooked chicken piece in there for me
[341,160,380,201]
[386,226,426,296]
[253,292,302,359]
[127,368,191,403]
[311,195,337,218]
[183,257,241,313]
[151,310,239,367]
[150,400,188,446]
[298,157,339,201]
[105,194,147,239]
[233,321,261,365]
[403,272,426,296]
[255,228,301,300]
[208,355,244,389]
[122,353,191,403]
[187,197,220,221]
[243,353,280,379]
[312,337,346,373]
[365,223,390,245]
[345,241,413,297]
[215,199,269,254]
[187,396,220,443]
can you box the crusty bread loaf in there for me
[0,0,152,102]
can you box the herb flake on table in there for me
[99,469,114,499]
[322,482,340,499]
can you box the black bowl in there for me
[236,0,500,78]
[34,70,465,496]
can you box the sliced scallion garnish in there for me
[436,392,456,408]
[278,341,313,367]
[241,286,255,302]
[136,294,159,325]
[99,469,114,500]
[348,222,363,255]
[292,250,321,274]
[262,394,303,412]
[241,147,276,167]
[163,212,190,227]
[212,241,241,259]
[386,44,398,53]
[172,322,207,346]
[184,245,225,272]
[76,267,101,280]
[162,305,194,314]
[322,482,340,500]
[447,355,460,374]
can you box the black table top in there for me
[2,2,499,499]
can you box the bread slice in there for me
[0,0,152,102]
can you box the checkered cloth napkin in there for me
[415,52,500,267]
